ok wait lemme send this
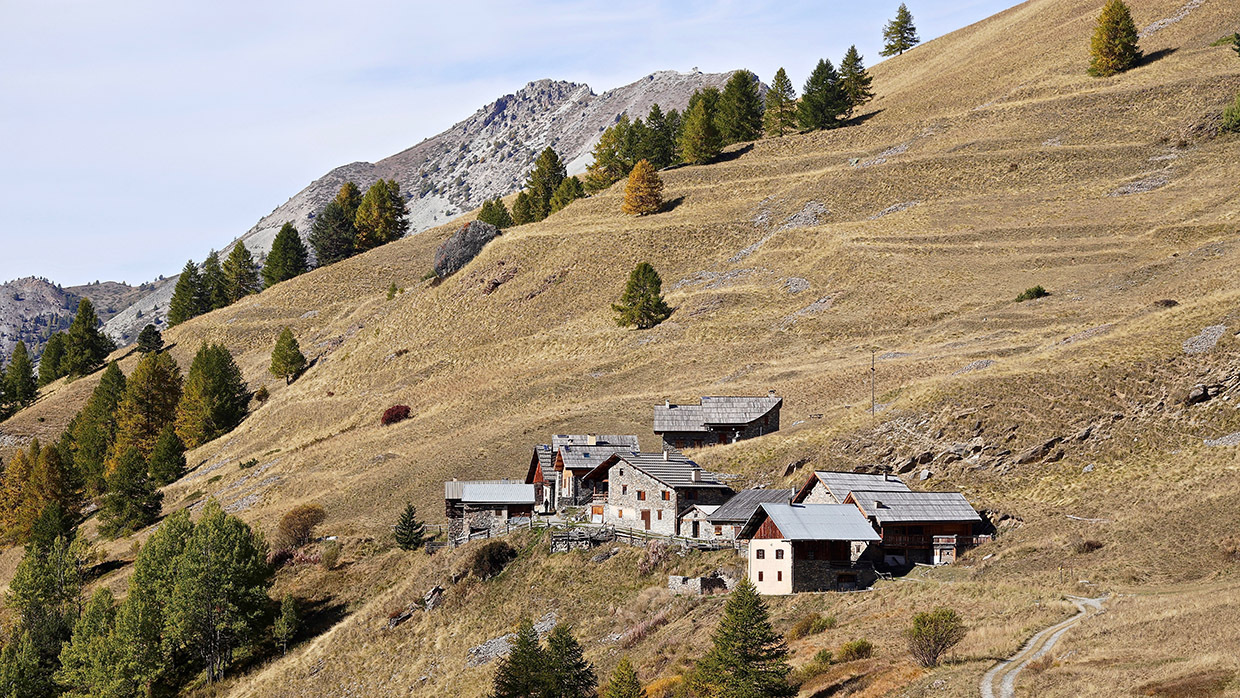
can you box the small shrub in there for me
[1073,538,1104,554]
[239,458,258,469]
[638,540,671,576]
[381,405,412,426]
[643,676,685,698]
[278,503,327,548]
[906,608,966,668]
[253,385,270,403]
[1223,92,1240,133]
[837,638,874,662]
[1027,652,1056,674]
[790,658,832,687]
[470,541,517,580]
[386,282,398,300]
[1220,535,1240,561]
[1015,285,1050,302]
[320,540,341,569]
[813,648,834,664]
[787,612,837,641]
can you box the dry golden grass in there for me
[1,0,1239,695]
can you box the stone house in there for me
[678,505,720,540]
[444,480,536,540]
[583,452,733,536]
[843,490,985,566]
[524,434,639,512]
[738,503,881,595]
[706,487,795,540]
[793,470,911,504]
[653,393,782,451]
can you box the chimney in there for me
[665,399,671,408]
[768,389,777,397]
[691,469,702,482]
[663,450,670,462]
[587,433,598,446]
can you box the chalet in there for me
[844,490,986,566]
[738,503,881,595]
[653,393,782,450]
[704,488,795,540]
[794,470,911,504]
[583,452,733,536]
[525,434,639,512]
[444,479,536,540]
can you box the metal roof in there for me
[557,443,637,471]
[847,490,981,524]
[616,452,731,489]
[739,503,881,542]
[811,471,910,503]
[709,488,795,524]
[445,479,525,500]
[653,396,782,433]
[459,482,536,505]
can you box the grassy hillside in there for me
[3,0,1240,695]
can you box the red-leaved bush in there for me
[381,405,412,426]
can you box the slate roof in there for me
[681,505,719,518]
[550,434,640,449]
[806,471,911,503]
[847,490,981,524]
[738,503,881,542]
[600,452,731,490]
[459,482,536,505]
[653,396,782,433]
[445,479,526,500]
[531,444,556,481]
[557,443,638,471]
[709,488,795,524]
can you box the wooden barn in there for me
[844,490,987,566]
[738,503,881,595]
[653,393,782,450]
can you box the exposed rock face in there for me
[434,221,501,279]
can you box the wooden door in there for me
[641,510,651,531]
[692,520,700,538]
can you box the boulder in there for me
[424,585,445,611]
[434,220,501,278]
[1014,437,1061,464]
[919,469,933,481]
[894,456,917,474]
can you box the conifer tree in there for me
[621,160,664,216]
[665,108,684,149]
[798,59,848,131]
[137,323,164,354]
[62,298,112,379]
[110,351,182,468]
[489,619,548,698]
[269,327,307,385]
[640,104,676,168]
[71,360,126,496]
[335,180,363,221]
[263,222,310,288]
[273,593,299,655]
[545,624,597,698]
[100,446,162,537]
[612,262,671,330]
[202,250,229,310]
[175,343,249,449]
[354,179,410,251]
[5,341,37,407]
[28,443,75,530]
[839,46,874,118]
[0,629,48,698]
[688,578,794,698]
[549,176,586,213]
[511,191,535,225]
[222,243,261,304]
[716,70,764,145]
[584,115,638,193]
[6,533,85,693]
[679,95,722,165]
[602,657,645,698]
[763,68,798,138]
[168,260,206,327]
[309,200,357,265]
[393,502,425,551]
[477,198,515,229]
[1088,0,1141,77]
[148,423,187,486]
[881,3,920,56]
[0,442,40,542]
[37,332,67,386]
[28,502,74,553]
[524,148,568,222]
[55,587,123,696]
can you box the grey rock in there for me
[1014,437,1061,464]
[424,586,445,611]
[894,456,917,474]
[919,469,933,481]
[434,221,501,278]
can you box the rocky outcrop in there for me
[434,221,501,278]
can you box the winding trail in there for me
[980,595,1107,698]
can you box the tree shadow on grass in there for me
[1136,47,1177,68]
[843,108,884,127]
[660,196,686,214]
[299,597,351,641]
[84,557,130,583]
[712,143,754,164]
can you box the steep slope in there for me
[3,0,1239,696]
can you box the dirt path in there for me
[980,595,1107,698]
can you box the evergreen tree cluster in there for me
[477,198,515,228]
[167,242,266,327]
[584,105,681,193]
[489,621,597,698]
[310,179,409,265]
[0,341,37,419]
[511,147,580,225]
[33,299,115,389]
[793,46,874,133]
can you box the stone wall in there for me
[668,575,729,595]
[791,560,878,593]
[605,465,679,536]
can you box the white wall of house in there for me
[748,539,794,595]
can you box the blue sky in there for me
[0,1,1018,286]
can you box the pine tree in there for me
[309,200,357,265]
[545,625,597,698]
[716,70,764,145]
[602,657,645,698]
[110,351,182,468]
[839,46,874,118]
[639,104,675,168]
[27,444,75,532]
[393,502,425,551]
[70,360,126,496]
[1088,0,1141,77]
[168,260,206,326]
[222,243,261,304]
[202,249,229,310]
[549,176,586,213]
[612,262,671,330]
[511,191,535,225]
[61,298,112,379]
[269,327,307,385]
[524,148,567,222]
[175,342,249,449]
[8,533,86,677]
[763,68,798,138]
[5,341,37,407]
[477,198,515,229]
[272,593,299,655]
[688,578,794,698]
[621,160,664,216]
[28,502,74,553]
[263,222,310,288]
[679,94,722,165]
[881,3,921,57]
[335,180,363,220]
[37,332,67,386]
[489,619,548,698]
[55,587,124,697]
[136,324,164,354]
[100,446,162,537]
[0,629,50,698]
[148,423,187,486]
[584,115,637,193]
[354,179,410,251]
[798,59,848,131]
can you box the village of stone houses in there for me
[445,392,987,596]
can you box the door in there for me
[641,510,651,531]
[692,520,700,538]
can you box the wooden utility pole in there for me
[871,349,876,418]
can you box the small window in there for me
[758,571,764,582]
[756,549,765,560]
[618,468,624,476]
[777,571,783,581]
[657,510,663,520]
[714,526,723,535]
[621,485,627,495]
[617,509,623,518]
[661,491,670,501]
[637,491,646,501]
[775,549,785,560]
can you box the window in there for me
[657,511,662,520]
[618,468,624,476]
[687,490,698,501]
[775,549,785,560]
[661,491,670,501]
[777,571,783,581]
[806,549,815,560]
[637,490,646,501]
[714,526,723,535]
[756,549,765,560]
[617,509,623,518]
[758,571,764,582]
[621,485,627,495]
